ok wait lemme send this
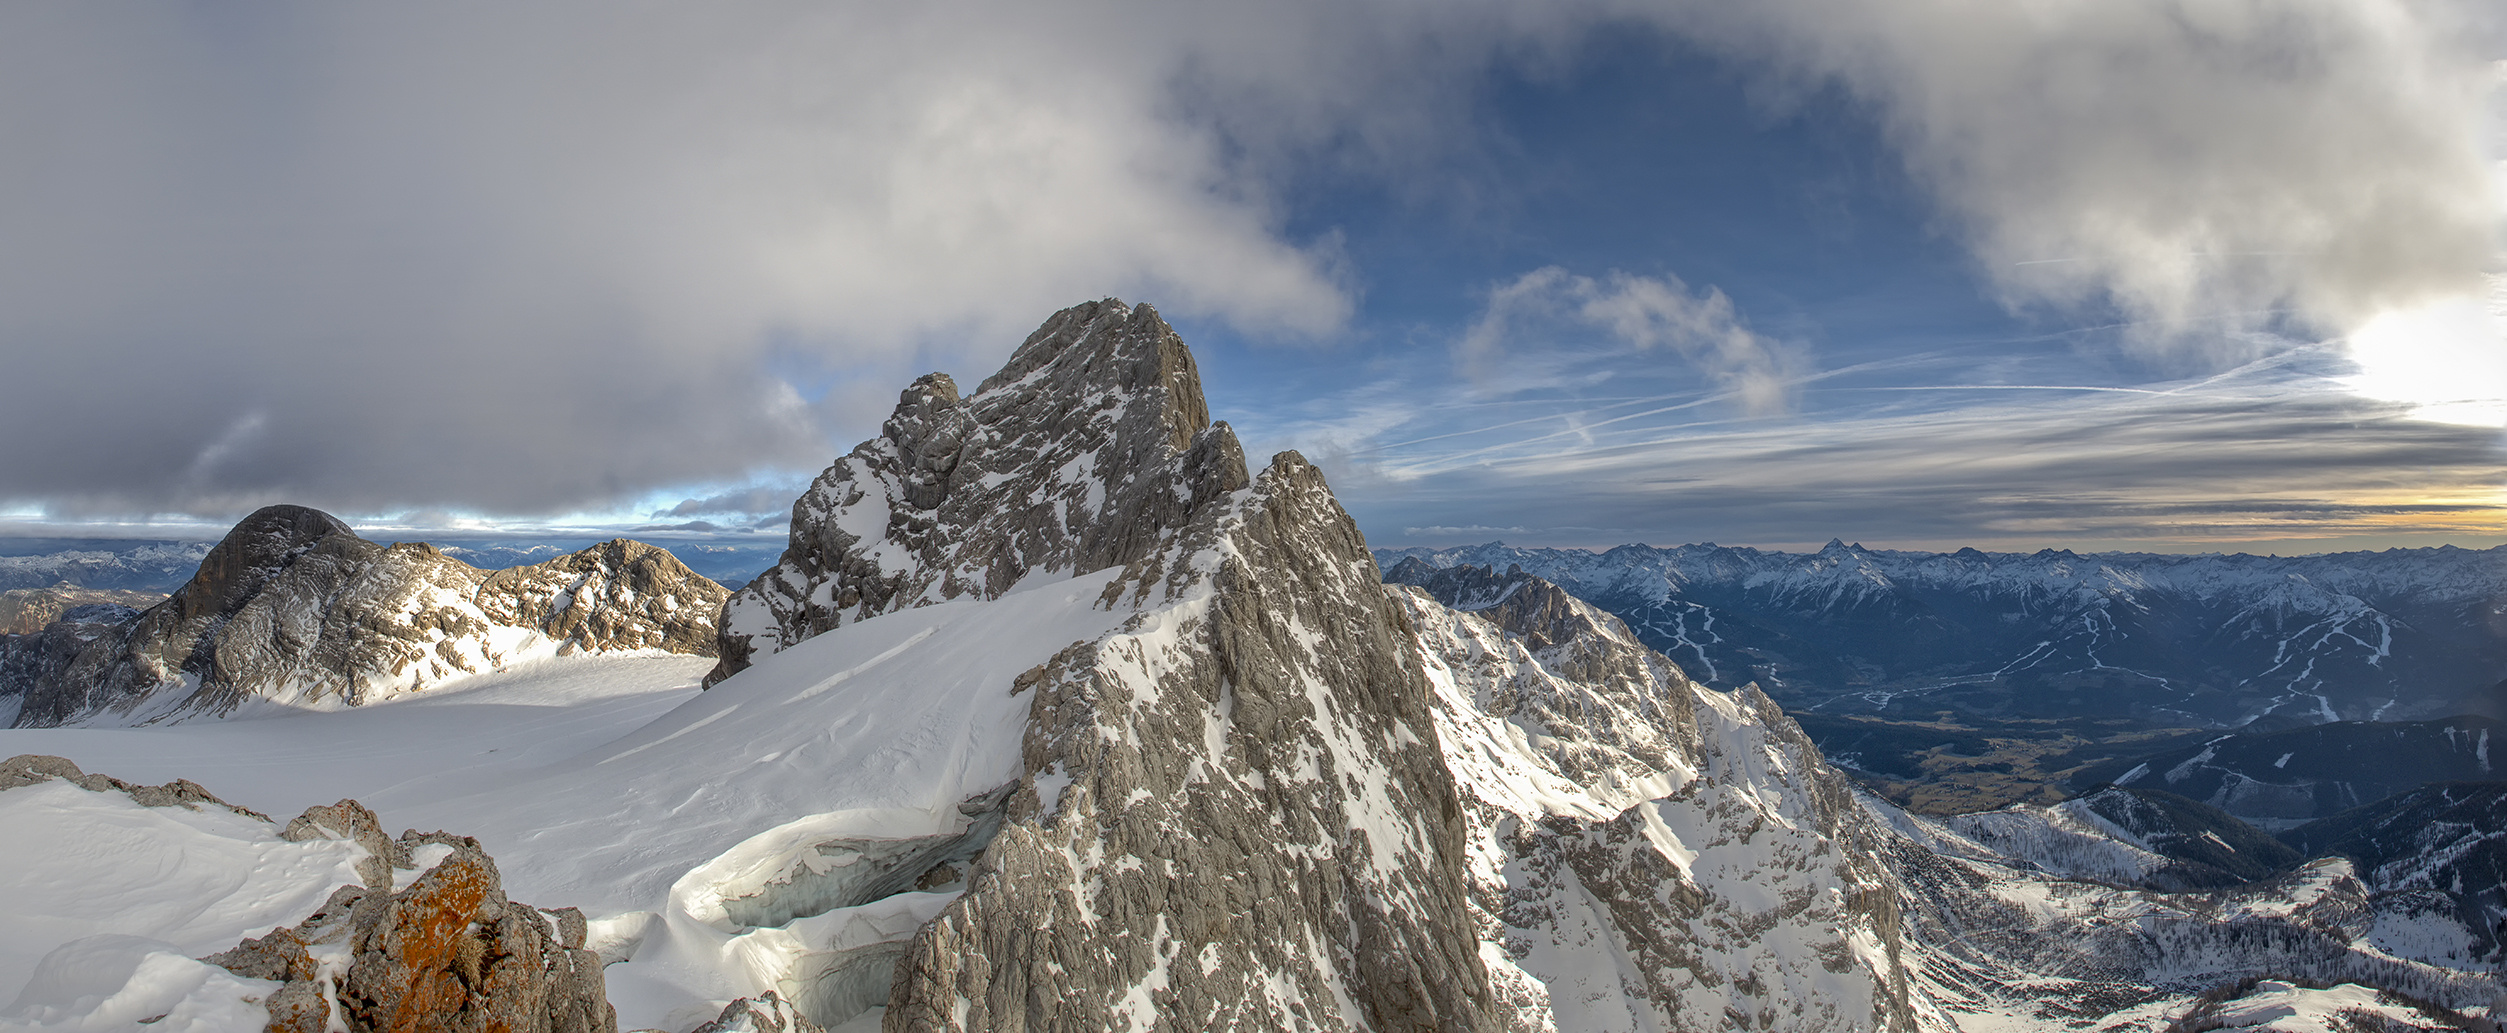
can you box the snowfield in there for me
[0,570,1127,1032]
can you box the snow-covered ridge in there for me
[1395,571,1921,1031]
[5,506,728,727]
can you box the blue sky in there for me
[0,3,2499,555]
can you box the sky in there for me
[0,1,2501,556]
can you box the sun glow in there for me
[2342,275,2507,428]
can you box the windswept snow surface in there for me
[0,654,712,818]
[0,782,365,1032]
[0,569,1129,1031]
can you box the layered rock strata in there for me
[9,507,726,726]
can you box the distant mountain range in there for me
[1381,541,2507,729]
[0,539,213,593]
[0,534,784,592]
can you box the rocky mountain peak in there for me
[708,298,1248,683]
[170,504,354,628]
[8,509,726,726]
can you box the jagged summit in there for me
[708,298,1249,684]
[7,505,726,726]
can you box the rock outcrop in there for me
[8,508,727,726]
[0,751,269,818]
[708,299,1241,686]
[219,810,615,1033]
[0,759,614,1033]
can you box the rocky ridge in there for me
[1393,563,1922,1030]
[1397,564,2507,1028]
[710,299,1239,685]
[6,507,726,727]
[759,301,1498,1030]
[682,308,1929,1030]
[10,299,2504,1032]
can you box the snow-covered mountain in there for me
[0,540,213,593]
[1907,784,2301,892]
[1380,541,2507,730]
[2078,717,2507,828]
[3,299,2502,1033]
[2282,781,2507,964]
[0,507,727,727]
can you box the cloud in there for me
[1640,0,2504,352]
[0,0,2495,526]
[1461,267,1804,414]
[0,2,1419,519]
[1367,395,2507,550]
[654,486,805,520]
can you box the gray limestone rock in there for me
[0,603,145,723]
[8,506,728,726]
[708,299,1244,686]
[884,449,1499,1032]
[283,798,413,891]
[719,301,1497,1031]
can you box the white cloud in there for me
[1637,0,2504,354]
[0,2,1391,517]
[0,0,2497,523]
[1461,267,1804,414]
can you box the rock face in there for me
[8,507,727,726]
[0,603,147,725]
[699,301,1496,1030]
[806,303,1497,1030]
[1395,564,1920,1032]
[887,450,1497,1032]
[709,299,1241,686]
